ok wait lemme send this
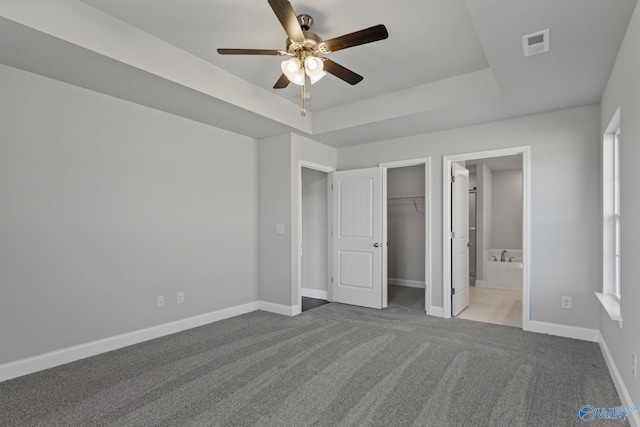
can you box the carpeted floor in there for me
[0,302,625,426]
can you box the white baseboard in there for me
[0,302,259,383]
[427,305,444,317]
[598,333,640,427]
[526,320,599,342]
[475,280,522,291]
[388,278,425,289]
[257,300,300,317]
[301,288,328,300]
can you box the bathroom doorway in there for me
[443,147,530,329]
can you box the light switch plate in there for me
[276,224,285,234]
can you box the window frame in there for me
[596,108,622,324]
[613,129,621,300]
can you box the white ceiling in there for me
[0,0,636,148]
[81,0,490,112]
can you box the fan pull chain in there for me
[301,79,306,116]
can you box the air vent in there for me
[522,29,549,57]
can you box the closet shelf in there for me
[387,196,425,200]
[387,196,425,214]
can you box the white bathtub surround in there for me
[476,249,523,290]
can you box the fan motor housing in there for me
[286,30,323,56]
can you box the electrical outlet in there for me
[561,296,572,309]
[632,352,637,378]
[157,296,164,308]
[177,291,184,305]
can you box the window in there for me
[596,109,622,323]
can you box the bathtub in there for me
[476,249,523,290]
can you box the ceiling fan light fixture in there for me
[218,1,388,115]
[304,56,323,73]
[281,57,304,84]
[305,56,326,84]
[309,70,327,84]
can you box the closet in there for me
[386,165,426,308]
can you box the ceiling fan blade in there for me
[268,0,305,43]
[323,59,363,85]
[273,74,290,89]
[322,24,389,53]
[217,48,286,55]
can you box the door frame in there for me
[297,160,336,312]
[442,146,530,331]
[380,158,433,314]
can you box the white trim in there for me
[297,160,335,316]
[258,300,300,317]
[595,292,623,325]
[442,146,530,330]
[527,320,599,342]
[602,108,621,304]
[381,166,388,308]
[388,278,425,289]
[427,305,445,318]
[299,160,336,174]
[380,158,432,315]
[599,333,640,427]
[475,280,522,291]
[0,302,259,383]
[301,288,328,300]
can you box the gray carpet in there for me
[0,301,625,426]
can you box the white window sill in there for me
[595,292,623,326]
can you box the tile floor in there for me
[456,286,523,328]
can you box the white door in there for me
[451,162,470,316]
[331,167,384,309]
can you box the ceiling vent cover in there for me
[522,29,549,57]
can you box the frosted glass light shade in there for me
[304,56,326,84]
[281,58,305,85]
[309,70,327,84]
[304,57,323,73]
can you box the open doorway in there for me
[380,158,432,315]
[299,162,333,312]
[443,147,530,330]
[386,165,426,311]
[457,156,524,327]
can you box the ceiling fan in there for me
[217,0,389,115]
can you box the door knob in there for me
[373,243,379,248]
[467,242,473,247]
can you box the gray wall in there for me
[258,133,337,307]
[600,1,640,407]
[491,169,523,250]
[387,165,426,284]
[0,64,258,365]
[338,104,601,329]
[301,168,328,292]
[258,134,292,307]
